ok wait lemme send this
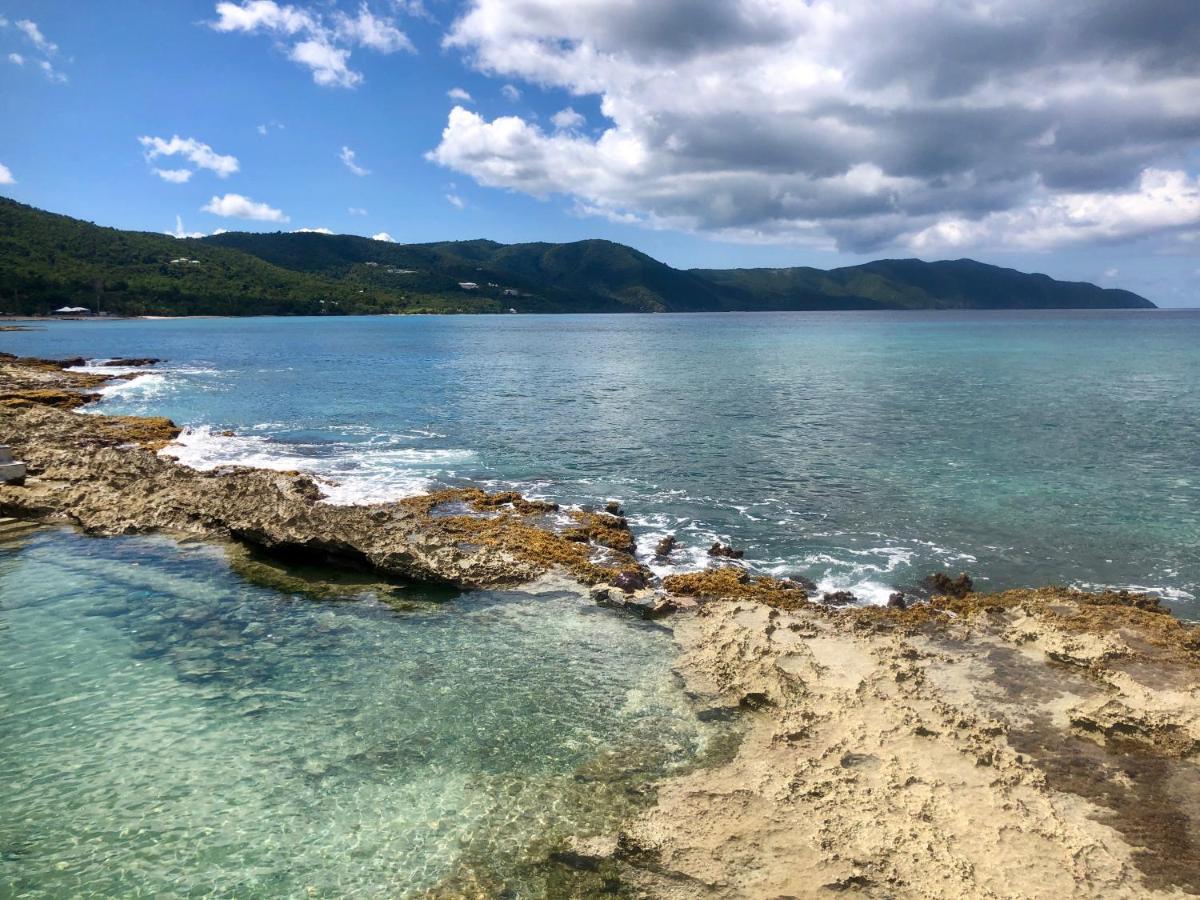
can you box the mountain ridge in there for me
[0,198,1155,315]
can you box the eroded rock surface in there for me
[612,588,1200,899]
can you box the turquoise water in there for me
[5,310,1198,605]
[3,310,1199,895]
[0,528,711,897]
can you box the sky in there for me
[1,0,1198,306]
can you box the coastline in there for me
[2,352,1199,897]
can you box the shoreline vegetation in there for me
[2,352,1199,897]
[1,197,1155,317]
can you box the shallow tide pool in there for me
[0,528,715,897]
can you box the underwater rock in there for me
[611,570,648,593]
[554,834,619,870]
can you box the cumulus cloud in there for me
[499,83,520,101]
[447,86,472,102]
[202,193,289,222]
[211,1,414,88]
[8,52,22,65]
[290,39,359,87]
[0,161,14,185]
[907,169,1200,252]
[340,145,370,176]
[433,0,1200,253]
[140,135,240,179]
[371,231,396,241]
[294,226,334,234]
[551,107,585,132]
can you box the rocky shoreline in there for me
[2,352,1199,898]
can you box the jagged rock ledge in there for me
[0,352,653,588]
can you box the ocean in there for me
[2,309,1198,894]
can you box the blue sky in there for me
[1,0,1198,306]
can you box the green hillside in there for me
[0,197,1155,315]
[695,258,1155,310]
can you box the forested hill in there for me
[0,198,1155,315]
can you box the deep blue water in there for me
[5,309,1198,606]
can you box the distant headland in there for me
[0,197,1155,317]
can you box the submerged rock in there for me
[611,570,647,593]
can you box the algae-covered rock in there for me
[663,567,809,609]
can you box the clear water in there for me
[0,529,711,897]
[5,310,1198,606]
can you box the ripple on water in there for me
[0,529,719,897]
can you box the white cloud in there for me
[1104,267,1120,278]
[340,145,370,176]
[334,5,413,53]
[348,206,368,215]
[434,0,1200,253]
[0,162,14,185]
[500,83,521,101]
[202,193,290,222]
[139,135,240,179]
[907,169,1200,252]
[257,121,285,135]
[448,86,473,102]
[211,1,414,88]
[290,38,360,87]
[446,192,465,209]
[15,19,56,55]
[294,226,334,234]
[168,215,207,239]
[11,18,66,81]
[212,1,315,35]
[154,168,194,184]
[371,231,396,242]
[551,107,585,131]
[8,19,66,82]
[257,124,268,135]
